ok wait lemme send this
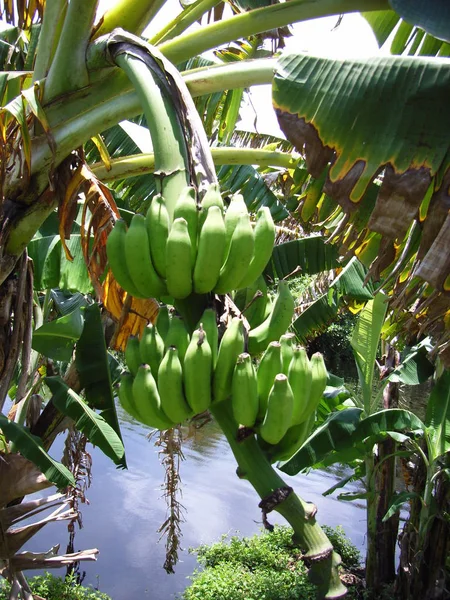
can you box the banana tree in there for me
[0,0,449,598]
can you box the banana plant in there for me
[0,0,449,598]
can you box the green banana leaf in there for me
[46,376,125,467]
[265,236,339,280]
[0,414,75,489]
[32,308,84,362]
[350,293,388,413]
[75,304,126,468]
[389,0,450,43]
[278,407,363,475]
[280,407,425,475]
[363,9,450,56]
[387,338,435,385]
[27,234,92,293]
[292,257,374,343]
[425,369,450,461]
[382,490,422,522]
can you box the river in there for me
[27,404,366,600]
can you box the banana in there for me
[132,364,174,430]
[214,212,255,294]
[224,193,248,256]
[165,217,193,300]
[256,341,283,420]
[146,194,170,278]
[288,346,312,425]
[232,353,259,427]
[263,414,315,463]
[193,206,226,294]
[237,207,276,289]
[158,346,193,424]
[196,308,218,368]
[184,326,213,414]
[140,323,164,379]
[156,305,171,341]
[173,186,199,267]
[235,275,269,329]
[213,317,245,404]
[280,333,296,375]
[164,315,190,364]
[106,220,145,298]
[118,372,143,422]
[125,336,141,376]
[199,183,224,229]
[125,213,167,299]
[298,352,328,424]
[259,373,294,445]
[247,280,295,355]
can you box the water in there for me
[27,405,366,600]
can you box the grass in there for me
[181,525,362,600]
[0,572,112,600]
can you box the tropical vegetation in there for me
[0,0,448,599]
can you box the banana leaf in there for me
[265,236,339,280]
[389,0,450,43]
[32,308,84,362]
[425,368,450,461]
[350,293,388,413]
[46,377,125,467]
[75,304,126,468]
[388,338,435,385]
[0,414,74,489]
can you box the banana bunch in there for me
[118,308,215,428]
[106,184,276,301]
[230,337,328,460]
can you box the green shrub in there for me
[182,525,361,600]
[0,572,111,600]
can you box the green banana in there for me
[146,194,170,278]
[164,315,190,364]
[198,183,224,229]
[125,213,167,299]
[140,323,164,379]
[125,336,141,376]
[132,364,174,430]
[263,414,315,464]
[224,193,248,255]
[256,341,283,421]
[248,280,295,355]
[280,333,296,375]
[288,346,312,425]
[297,352,328,424]
[173,186,199,267]
[214,213,255,294]
[231,353,259,427]
[213,317,245,404]
[118,372,143,422]
[183,326,213,414]
[156,305,171,341]
[106,220,145,298]
[259,373,294,445]
[193,206,226,294]
[235,275,269,329]
[165,217,193,300]
[196,308,218,368]
[158,346,193,424]
[237,207,276,289]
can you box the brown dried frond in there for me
[155,427,186,574]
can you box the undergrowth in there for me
[181,524,362,600]
[0,572,111,600]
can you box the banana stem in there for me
[113,50,190,220]
[32,0,68,82]
[210,400,347,599]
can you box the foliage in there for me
[182,525,361,600]
[0,572,111,600]
[308,312,358,377]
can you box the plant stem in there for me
[32,0,68,82]
[158,0,390,65]
[94,0,169,39]
[91,148,296,181]
[44,0,99,102]
[211,400,347,599]
[149,0,222,45]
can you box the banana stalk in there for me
[211,400,347,599]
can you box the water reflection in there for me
[28,407,366,600]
